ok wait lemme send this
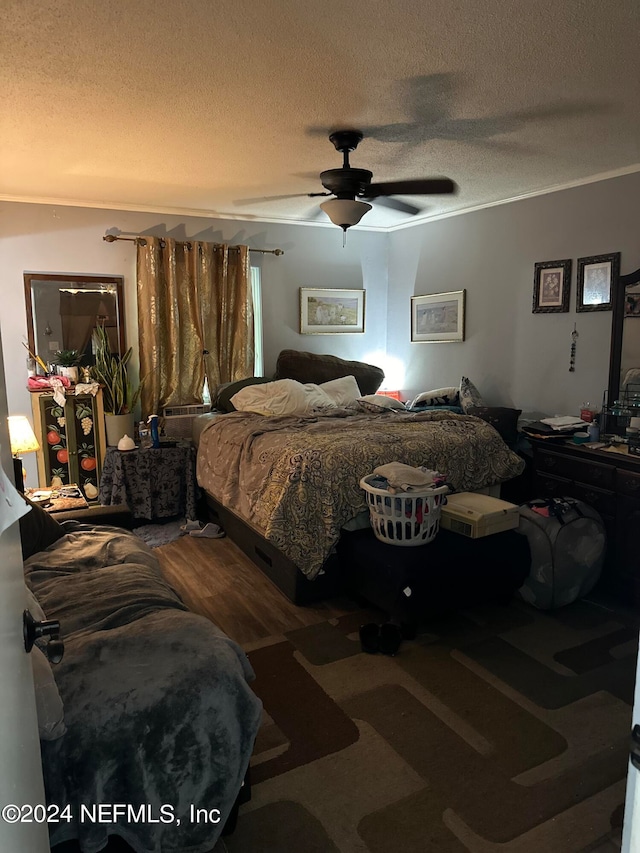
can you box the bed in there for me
[195,351,525,604]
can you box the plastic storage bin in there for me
[360,475,448,546]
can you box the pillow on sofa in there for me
[320,375,362,407]
[357,394,407,414]
[230,378,335,416]
[459,376,485,413]
[408,387,460,409]
[18,496,65,561]
[213,376,273,413]
[275,350,384,395]
[467,406,522,448]
[31,646,66,741]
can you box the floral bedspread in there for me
[196,409,525,580]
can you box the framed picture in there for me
[532,259,571,314]
[299,288,365,334]
[411,290,465,343]
[576,252,620,312]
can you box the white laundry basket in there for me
[360,475,448,546]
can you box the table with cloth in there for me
[99,443,199,520]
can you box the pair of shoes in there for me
[189,522,226,539]
[358,623,403,656]
[180,519,202,534]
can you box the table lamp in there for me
[8,415,40,492]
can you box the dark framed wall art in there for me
[532,259,571,314]
[576,252,620,312]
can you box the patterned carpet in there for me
[226,597,638,853]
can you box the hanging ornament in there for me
[569,323,578,372]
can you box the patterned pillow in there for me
[408,387,460,409]
[459,377,485,413]
[357,395,407,414]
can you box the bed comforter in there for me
[24,525,263,853]
[196,408,525,579]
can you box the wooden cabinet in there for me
[530,438,640,604]
[30,390,106,496]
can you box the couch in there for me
[20,499,262,853]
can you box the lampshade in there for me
[8,415,40,455]
[320,198,372,231]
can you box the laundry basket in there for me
[360,475,449,546]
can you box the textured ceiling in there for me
[1,0,639,230]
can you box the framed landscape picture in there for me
[532,259,571,314]
[411,290,465,343]
[576,252,620,312]
[299,288,365,334]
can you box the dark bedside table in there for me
[98,443,199,521]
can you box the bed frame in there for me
[204,492,344,605]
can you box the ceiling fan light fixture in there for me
[319,198,372,231]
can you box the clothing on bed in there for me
[196,408,525,580]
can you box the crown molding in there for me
[2,162,639,235]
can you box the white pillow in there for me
[302,383,338,409]
[408,387,460,409]
[230,378,334,416]
[319,375,362,407]
[357,394,407,413]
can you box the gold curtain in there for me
[137,237,253,418]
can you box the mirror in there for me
[607,265,640,421]
[24,273,125,369]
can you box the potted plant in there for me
[54,349,81,383]
[92,326,142,446]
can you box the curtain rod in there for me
[103,234,283,255]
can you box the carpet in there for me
[132,518,186,548]
[226,597,637,853]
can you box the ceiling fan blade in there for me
[234,193,314,205]
[366,178,456,197]
[371,196,422,215]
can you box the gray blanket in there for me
[25,526,263,853]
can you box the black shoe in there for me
[379,623,403,656]
[359,623,380,654]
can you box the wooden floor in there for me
[155,534,359,645]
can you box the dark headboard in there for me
[274,350,384,395]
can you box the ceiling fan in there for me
[306,129,457,234]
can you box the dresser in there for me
[529,438,640,603]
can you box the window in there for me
[251,265,263,376]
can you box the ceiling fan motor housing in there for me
[320,168,373,198]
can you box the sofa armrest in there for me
[52,504,135,529]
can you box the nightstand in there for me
[98,443,199,521]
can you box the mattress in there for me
[196,408,525,580]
